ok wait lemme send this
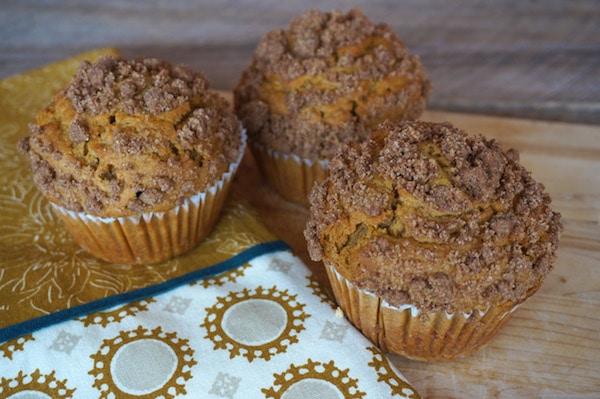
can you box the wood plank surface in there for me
[229,91,600,398]
[1,1,599,125]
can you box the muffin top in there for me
[18,56,243,217]
[234,8,431,160]
[304,120,562,313]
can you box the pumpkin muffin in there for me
[18,55,246,265]
[304,120,562,361]
[234,8,430,205]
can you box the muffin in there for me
[234,8,431,205]
[304,120,562,361]
[18,55,246,265]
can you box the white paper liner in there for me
[249,143,328,206]
[325,263,521,361]
[51,128,247,265]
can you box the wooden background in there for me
[1,0,599,125]
[1,1,599,398]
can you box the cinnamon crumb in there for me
[68,119,90,143]
[19,56,243,217]
[304,120,562,312]
[234,8,431,160]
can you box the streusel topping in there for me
[18,56,243,216]
[234,9,431,160]
[304,121,562,312]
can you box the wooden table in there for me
[1,1,598,125]
[231,106,600,398]
[2,2,599,397]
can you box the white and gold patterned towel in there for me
[0,49,420,398]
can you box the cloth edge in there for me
[0,240,292,344]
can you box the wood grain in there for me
[228,90,600,398]
[1,1,599,125]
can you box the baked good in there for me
[234,8,431,205]
[18,55,246,265]
[304,120,562,361]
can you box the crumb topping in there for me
[234,8,431,160]
[18,56,242,216]
[304,120,562,312]
[65,56,207,116]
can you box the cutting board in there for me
[227,91,600,398]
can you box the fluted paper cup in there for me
[250,143,328,206]
[325,263,522,361]
[51,130,247,265]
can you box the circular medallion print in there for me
[262,359,365,399]
[0,370,74,399]
[89,325,196,399]
[7,392,52,399]
[222,299,287,345]
[202,285,309,362]
[111,338,177,395]
[281,379,343,399]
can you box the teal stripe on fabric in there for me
[0,240,291,344]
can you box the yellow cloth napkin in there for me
[0,50,420,398]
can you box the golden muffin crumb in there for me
[304,121,562,313]
[18,56,242,217]
[234,8,431,160]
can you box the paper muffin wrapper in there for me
[250,143,328,206]
[325,263,522,361]
[51,129,247,265]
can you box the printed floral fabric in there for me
[1,251,419,398]
[0,49,420,398]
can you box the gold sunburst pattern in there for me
[191,262,251,288]
[262,359,366,399]
[367,347,421,398]
[77,298,157,327]
[89,325,197,399]
[0,334,34,360]
[0,369,75,398]
[306,274,337,310]
[202,285,310,362]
